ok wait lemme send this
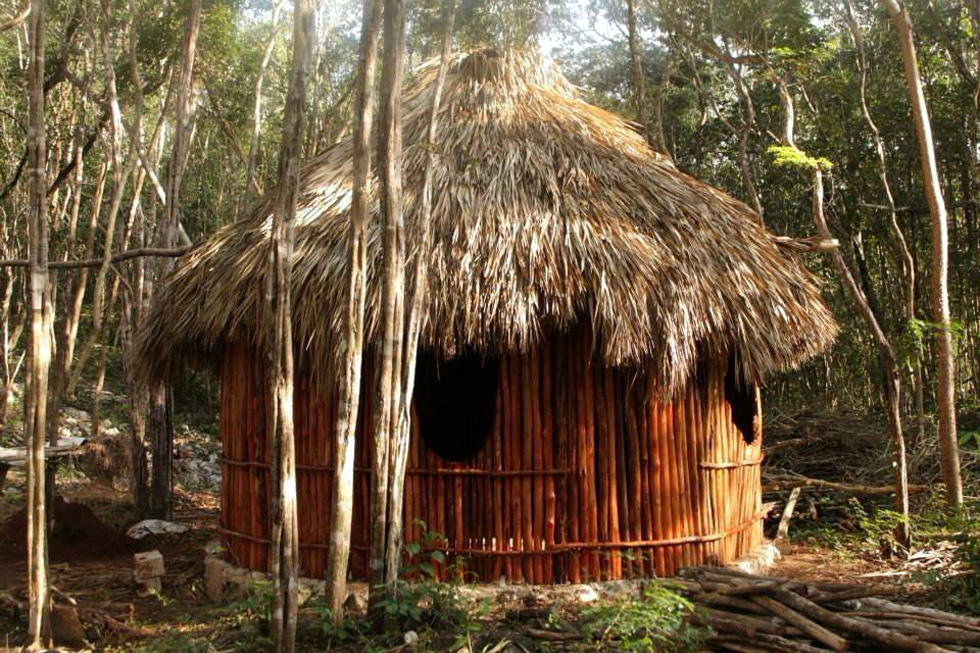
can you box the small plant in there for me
[214,579,274,649]
[578,581,708,652]
[309,522,480,650]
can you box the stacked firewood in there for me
[673,567,980,652]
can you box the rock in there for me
[573,585,599,604]
[127,519,189,539]
[50,604,88,648]
[205,555,228,603]
[404,630,419,645]
[343,590,368,615]
[134,550,165,582]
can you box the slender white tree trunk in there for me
[25,0,51,646]
[811,166,910,546]
[242,0,283,208]
[385,0,457,592]
[369,0,407,616]
[881,0,963,508]
[323,0,381,622]
[267,1,314,650]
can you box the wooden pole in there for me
[594,363,609,578]
[500,355,514,581]
[581,329,599,579]
[625,377,643,575]
[519,354,534,581]
[660,397,678,574]
[684,381,705,566]
[631,377,653,575]
[604,367,622,578]
[646,370,666,576]
[523,353,541,582]
[566,335,581,582]
[542,345,556,583]
[493,372,505,581]
[554,340,570,582]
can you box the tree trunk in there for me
[25,0,52,646]
[811,166,910,547]
[64,4,138,403]
[881,0,963,508]
[324,0,382,622]
[241,0,283,209]
[385,0,456,592]
[626,0,650,146]
[369,0,407,616]
[267,0,314,650]
[124,1,152,516]
[150,0,202,520]
[45,127,85,447]
[843,0,924,440]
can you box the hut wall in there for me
[218,327,764,583]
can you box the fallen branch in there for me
[525,627,582,641]
[0,246,193,270]
[765,474,930,495]
[0,3,29,32]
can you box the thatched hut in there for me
[136,49,836,583]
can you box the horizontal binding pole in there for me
[700,456,764,470]
[221,510,768,558]
[219,457,371,473]
[435,510,767,555]
[220,457,572,477]
[406,468,573,477]
[220,527,370,552]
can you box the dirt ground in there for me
[0,470,220,651]
[0,469,947,652]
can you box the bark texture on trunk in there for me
[25,0,51,646]
[267,0,314,650]
[385,0,457,592]
[881,0,962,508]
[324,0,382,622]
[368,0,407,615]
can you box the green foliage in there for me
[943,516,980,614]
[307,523,483,651]
[130,581,273,652]
[767,145,833,172]
[790,497,907,559]
[578,582,708,652]
[374,521,472,635]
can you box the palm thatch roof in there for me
[135,48,836,394]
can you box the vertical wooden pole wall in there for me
[217,330,764,583]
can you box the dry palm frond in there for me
[134,48,836,395]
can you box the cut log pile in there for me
[674,567,980,653]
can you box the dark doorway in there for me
[414,351,499,462]
[724,355,759,444]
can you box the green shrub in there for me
[578,581,708,652]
